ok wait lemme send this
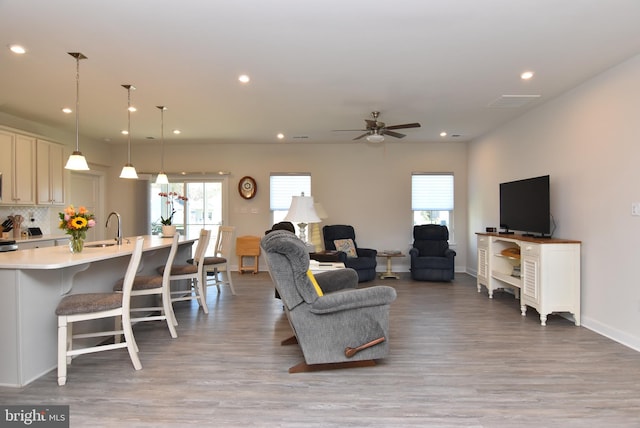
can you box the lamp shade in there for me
[155,172,169,184]
[65,151,89,170]
[283,195,321,224]
[119,164,138,179]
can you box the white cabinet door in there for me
[37,139,65,205]
[0,131,36,205]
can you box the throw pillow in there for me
[306,270,324,296]
[334,238,358,258]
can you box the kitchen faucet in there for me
[106,212,122,245]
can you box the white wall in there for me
[121,140,469,273]
[468,53,640,351]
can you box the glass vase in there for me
[69,237,84,253]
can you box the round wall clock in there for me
[238,176,257,199]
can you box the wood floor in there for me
[2,272,640,427]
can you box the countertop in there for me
[0,235,196,270]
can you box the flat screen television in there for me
[499,175,550,237]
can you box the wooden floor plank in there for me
[2,272,640,427]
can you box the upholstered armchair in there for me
[322,225,377,282]
[409,224,456,281]
[261,230,397,373]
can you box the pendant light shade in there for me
[120,84,138,179]
[155,105,169,185]
[65,52,90,170]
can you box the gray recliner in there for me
[261,230,397,373]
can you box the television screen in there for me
[499,175,550,236]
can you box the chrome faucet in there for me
[106,212,122,245]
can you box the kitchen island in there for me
[0,235,196,387]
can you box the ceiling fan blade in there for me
[385,122,421,130]
[353,133,369,140]
[382,130,406,138]
[332,129,367,132]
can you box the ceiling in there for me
[1,0,640,146]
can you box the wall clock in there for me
[238,176,257,199]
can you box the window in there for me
[270,173,311,225]
[150,177,226,252]
[411,173,454,238]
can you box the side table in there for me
[377,252,405,279]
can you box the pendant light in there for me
[155,105,169,184]
[64,52,90,170]
[120,84,138,179]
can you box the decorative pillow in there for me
[306,270,324,296]
[334,238,358,258]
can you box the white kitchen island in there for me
[0,235,196,387]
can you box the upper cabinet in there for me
[36,139,65,205]
[0,130,36,205]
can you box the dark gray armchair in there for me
[322,225,377,282]
[262,230,397,373]
[409,224,456,281]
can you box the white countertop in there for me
[7,234,67,243]
[0,235,196,270]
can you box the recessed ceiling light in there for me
[440,131,447,137]
[521,71,534,80]
[9,45,26,54]
[128,106,137,112]
[121,130,128,135]
[172,129,181,135]
[277,133,284,140]
[238,74,250,84]
[62,108,72,114]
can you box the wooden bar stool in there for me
[55,237,144,386]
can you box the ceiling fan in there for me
[334,111,421,143]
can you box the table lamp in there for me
[283,193,321,244]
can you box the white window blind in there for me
[411,173,454,210]
[270,173,312,210]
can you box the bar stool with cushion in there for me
[160,229,211,314]
[113,233,179,337]
[187,226,236,298]
[55,237,145,386]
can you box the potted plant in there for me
[159,191,187,236]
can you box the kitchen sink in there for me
[85,242,116,248]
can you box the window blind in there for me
[411,173,454,210]
[270,173,312,210]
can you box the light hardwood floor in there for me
[2,272,640,427]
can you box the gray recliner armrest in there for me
[310,286,397,315]
[314,268,358,293]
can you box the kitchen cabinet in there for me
[36,139,65,205]
[0,130,36,205]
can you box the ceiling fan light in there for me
[366,133,385,143]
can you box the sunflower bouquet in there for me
[59,205,96,252]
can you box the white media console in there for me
[476,233,581,326]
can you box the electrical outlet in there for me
[632,203,640,216]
